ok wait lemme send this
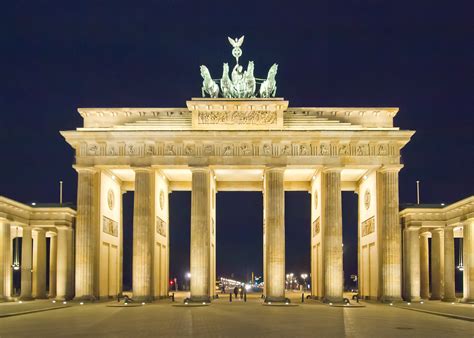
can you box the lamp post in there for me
[301,274,308,291]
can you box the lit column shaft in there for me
[20,226,33,300]
[442,227,455,301]
[430,229,444,300]
[404,227,420,301]
[0,222,11,300]
[419,233,430,299]
[264,167,286,302]
[322,168,343,302]
[190,168,211,303]
[377,166,402,301]
[133,168,154,302]
[462,222,474,302]
[32,229,47,299]
[56,227,71,300]
[49,234,57,298]
[75,168,99,300]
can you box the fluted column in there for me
[133,168,154,302]
[442,227,455,301]
[0,222,11,300]
[56,227,72,300]
[32,229,47,299]
[75,168,99,300]
[419,232,430,299]
[462,222,474,303]
[321,168,343,303]
[49,233,57,298]
[404,227,420,301]
[20,226,33,300]
[190,168,211,303]
[264,167,286,303]
[430,229,444,300]
[377,166,402,302]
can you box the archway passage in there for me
[216,192,263,286]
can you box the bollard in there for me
[229,293,232,302]
[302,293,304,303]
[244,292,247,302]
[171,293,175,302]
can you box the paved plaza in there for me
[0,293,472,338]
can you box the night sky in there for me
[2,1,473,290]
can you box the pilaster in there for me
[404,227,420,301]
[48,233,57,298]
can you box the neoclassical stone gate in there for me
[61,98,414,303]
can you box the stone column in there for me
[75,168,99,300]
[66,228,74,299]
[32,229,47,299]
[419,232,430,299]
[56,227,70,300]
[377,166,402,302]
[462,222,474,303]
[189,168,211,303]
[264,167,286,303]
[321,168,343,303]
[133,168,154,302]
[404,227,420,301]
[48,233,57,298]
[20,226,33,300]
[0,222,12,300]
[430,229,444,300]
[442,227,456,301]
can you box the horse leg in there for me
[272,86,277,98]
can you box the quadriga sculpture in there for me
[200,65,219,98]
[260,63,278,98]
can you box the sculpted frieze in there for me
[197,110,277,125]
[81,141,398,158]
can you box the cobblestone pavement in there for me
[0,295,472,337]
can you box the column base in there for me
[73,295,97,302]
[185,296,211,304]
[264,296,290,304]
[380,296,403,303]
[19,296,33,301]
[405,296,421,302]
[429,296,442,300]
[441,297,457,302]
[460,298,474,304]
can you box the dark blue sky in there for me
[1,1,473,288]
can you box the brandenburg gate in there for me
[60,36,417,304]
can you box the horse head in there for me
[268,63,278,79]
[200,65,210,80]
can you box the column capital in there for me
[73,165,98,174]
[264,166,286,173]
[189,166,211,173]
[321,166,343,173]
[406,225,421,231]
[378,164,404,173]
[132,166,154,173]
[419,231,431,237]
[431,228,445,234]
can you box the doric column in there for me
[75,168,99,300]
[32,229,47,299]
[264,167,286,303]
[133,168,154,302]
[48,233,57,298]
[189,168,212,303]
[419,232,430,299]
[442,227,456,301]
[321,167,343,303]
[377,165,402,302]
[404,227,420,301]
[430,229,444,300]
[0,222,12,300]
[20,226,33,300]
[56,227,72,300]
[462,222,474,303]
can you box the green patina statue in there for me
[200,36,278,98]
